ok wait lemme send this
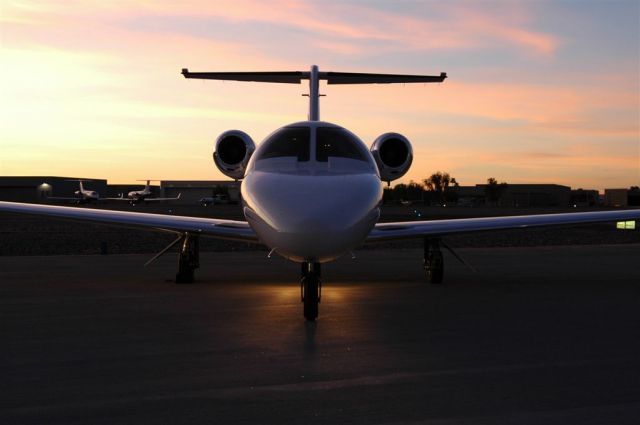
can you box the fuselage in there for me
[241,121,383,263]
[128,189,149,199]
[74,190,99,203]
[127,187,152,201]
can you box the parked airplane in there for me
[46,180,100,204]
[1,65,639,321]
[107,180,181,205]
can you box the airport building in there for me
[604,189,630,207]
[570,189,600,207]
[0,176,107,203]
[458,184,572,207]
[491,184,571,207]
[456,186,486,206]
[630,188,640,206]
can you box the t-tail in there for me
[65,179,87,193]
[181,65,447,121]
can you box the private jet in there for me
[1,65,638,321]
[107,180,181,205]
[46,180,100,204]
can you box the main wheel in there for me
[302,274,319,321]
[175,269,194,284]
[425,251,444,284]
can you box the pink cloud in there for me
[452,7,560,56]
[3,1,563,63]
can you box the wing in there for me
[367,209,640,242]
[136,193,182,202]
[0,201,258,243]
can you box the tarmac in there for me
[2,245,640,424]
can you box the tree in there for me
[445,178,460,203]
[388,181,425,204]
[484,177,508,205]
[423,172,457,204]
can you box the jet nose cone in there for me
[242,172,382,262]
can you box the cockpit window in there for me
[316,127,367,162]
[257,127,310,161]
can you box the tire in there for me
[175,269,194,284]
[426,251,444,284]
[303,275,319,321]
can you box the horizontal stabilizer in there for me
[182,69,303,84]
[182,65,446,121]
[326,71,447,85]
[181,69,446,85]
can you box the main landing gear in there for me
[301,262,321,321]
[144,232,200,283]
[424,237,444,284]
[175,233,200,283]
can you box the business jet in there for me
[1,65,638,321]
[106,180,181,205]
[46,180,100,204]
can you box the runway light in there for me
[616,220,636,230]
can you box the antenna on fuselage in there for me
[181,66,447,122]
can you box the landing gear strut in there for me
[424,237,443,284]
[176,233,200,283]
[301,262,321,321]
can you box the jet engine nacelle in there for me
[213,130,256,180]
[370,132,413,183]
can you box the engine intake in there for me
[370,133,413,183]
[213,130,256,180]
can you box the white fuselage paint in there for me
[127,187,151,201]
[75,190,99,200]
[241,121,383,263]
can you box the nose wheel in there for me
[301,262,321,321]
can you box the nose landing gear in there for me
[301,262,321,321]
[424,237,443,284]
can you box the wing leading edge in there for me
[367,209,640,243]
[0,201,258,243]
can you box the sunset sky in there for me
[1,0,638,191]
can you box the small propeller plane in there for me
[1,65,638,321]
[106,180,181,205]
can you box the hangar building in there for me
[476,184,572,207]
[457,184,572,207]
[0,176,107,203]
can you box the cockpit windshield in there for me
[316,127,368,162]
[256,127,310,161]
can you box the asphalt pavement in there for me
[2,245,640,424]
